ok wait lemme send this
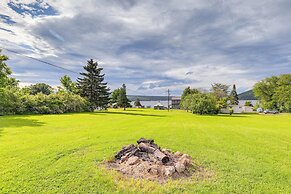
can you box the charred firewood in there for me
[138,142,169,164]
[138,142,156,153]
[137,137,154,144]
[137,137,159,149]
[115,144,138,159]
[154,149,169,164]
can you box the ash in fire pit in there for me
[107,138,197,182]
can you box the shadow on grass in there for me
[0,116,45,137]
[214,114,249,118]
[92,111,166,117]
[120,109,145,112]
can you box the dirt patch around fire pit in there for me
[105,138,213,183]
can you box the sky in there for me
[0,0,291,95]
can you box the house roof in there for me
[171,96,181,100]
[154,102,164,107]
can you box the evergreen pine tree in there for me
[230,84,239,105]
[134,98,142,107]
[117,84,130,110]
[77,59,110,111]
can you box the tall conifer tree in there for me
[77,59,110,110]
[117,84,130,110]
[229,84,239,105]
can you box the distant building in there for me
[154,102,165,110]
[171,97,181,109]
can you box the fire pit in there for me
[107,138,197,182]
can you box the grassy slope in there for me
[0,109,290,193]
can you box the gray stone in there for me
[164,166,176,176]
[179,154,191,166]
[174,151,182,157]
[175,162,186,173]
[126,156,140,165]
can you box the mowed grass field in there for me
[0,109,290,193]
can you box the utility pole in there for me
[167,89,170,112]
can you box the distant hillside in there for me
[127,95,168,101]
[238,90,257,100]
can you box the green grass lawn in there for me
[0,109,290,193]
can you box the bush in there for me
[244,101,253,107]
[190,93,218,115]
[229,107,234,115]
[0,89,90,115]
[0,88,23,115]
[21,92,90,114]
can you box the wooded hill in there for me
[238,90,257,100]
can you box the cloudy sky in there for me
[1,0,291,95]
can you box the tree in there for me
[180,87,199,110]
[0,50,18,88]
[229,84,239,105]
[273,74,291,112]
[253,76,278,109]
[180,94,192,112]
[190,92,218,115]
[28,83,53,95]
[253,74,291,112]
[77,59,110,111]
[134,98,142,107]
[60,75,77,93]
[211,83,230,100]
[0,87,23,115]
[216,97,228,110]
[117,84,130,110]
[110,88,121,104]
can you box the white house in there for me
[220,100,259,114]
[154,102,165,110]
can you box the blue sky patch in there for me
[0,14,16,24]
[7,0,58,17]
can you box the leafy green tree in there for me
[229,84,239,105]
[110,88,121,104]
[180,87,199,110]
[77,59,110,110]
[0,50,18,88]
[28,83,53,95]
[117,84,130,110]
[190,92,218,115]
[0,87,23,115]
[273,74,291,112]
[134,98,142,107]
[253,75,291,111]
[211,83,230,100]
[253,76,279,110]
[60,75,77,93]
[180,94,192,112]
[216,97,228,110]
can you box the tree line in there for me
[180,74,291,114]
[180,83,239,114]
[0,51,130,115]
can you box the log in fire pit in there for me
[107,138,195,182]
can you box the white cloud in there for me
[1,0,291,95]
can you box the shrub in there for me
[21,93,90,114]
[190,93,218,115]
[244,101,253,107]
[0,91,90,115]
